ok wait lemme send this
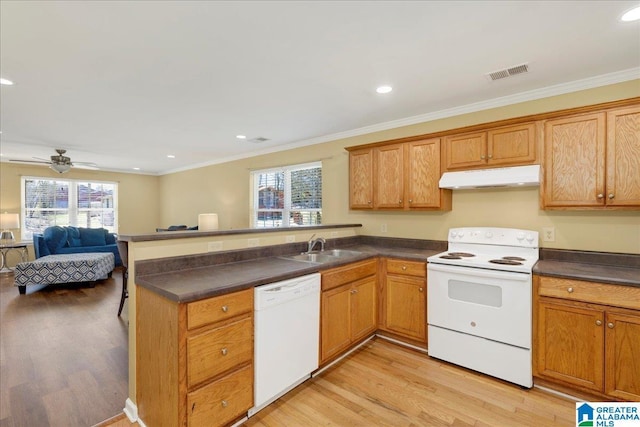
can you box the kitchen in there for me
[121,93,639,426]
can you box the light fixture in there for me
[0,213,20,242]
[0,78,14,86]
[376,85,393,94]
[198,213,219,231]
[236,135,247,139]
[50,163,71,174]
[167,154,175,158]
[621,5,640,21]
[133,167,140,170]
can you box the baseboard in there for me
[312,335,374,377]
[375,333,429,353]
[123,398,138,423]
[533,384,581,402]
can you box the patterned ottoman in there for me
[14,252,115,294]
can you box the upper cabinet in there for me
[541,106,640,209]
[348,138,451,211]
[442,122,538,171]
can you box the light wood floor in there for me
[0,270,129,427]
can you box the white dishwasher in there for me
[249,272,321,416]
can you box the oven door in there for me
[427,262,531,349]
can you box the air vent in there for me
[249,137,270,143]
[486,63,529,81]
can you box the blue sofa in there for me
[33,226,122,267]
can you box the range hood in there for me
[439,165,540,189]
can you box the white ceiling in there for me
[1,1,639,175]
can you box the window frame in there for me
[20,176,119,239]
[250,161,322,228]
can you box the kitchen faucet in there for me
[307,234,326,253]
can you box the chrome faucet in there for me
[307,234,326,253]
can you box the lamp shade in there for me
[0,213,20,230]
[198,213,219,231]
[50,163,71,174]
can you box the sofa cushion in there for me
[66,226,82,247]
[80,228,107,247]
[43,226,68,254]
[104,230,116,245]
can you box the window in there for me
[251,162,322,228]
[21,177,118,238]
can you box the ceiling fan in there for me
[10,148,98,173]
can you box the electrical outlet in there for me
[381,223,388,233]
[285,235,295,243]
[248,238,260,247]
[543,227,555,242]
[208,241,223,252]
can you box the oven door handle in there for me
[427,262,531,281]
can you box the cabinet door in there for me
[487,123,537,166]
[537,299,604,392]
[320,284,352,363]
[349,148,374,209]
[542,113,606,207]
[407,138,444,209]
[350,276,377,342]
[383,274,426,343]
[605,310,640,401]
[374,143,405,209]
[606,106,640,207]
[443,131,487,170]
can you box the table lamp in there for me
[198,213,219,231]
[0,213,20,243]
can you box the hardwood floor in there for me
[0,270,129,427]
[245,339,576,427]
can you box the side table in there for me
[0,242,29,273]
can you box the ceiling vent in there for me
[486,63,529,81]
[249,137,270,143]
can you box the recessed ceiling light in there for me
[0,78,14,86]
[236,135,247,139]
[376,85,393,94]
[167,154,175,158]
[133,167,140,170]
[621,5,640,21]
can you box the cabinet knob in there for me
[608,193,615,199]
[368,200,372,204]
[350,289,358,294]
[408,199,413,204]
[567,287,574,293]
[221,348,228,356]
[399,200,403,205]
[401,266,407,271]
[221,400,228,408]
[608,322,614,329]
[221,305,229,313]
[419,287,424,292]
[596,320,602,326]
[488,154,493,159]
[597,193,604,199]
[480,155,485,160]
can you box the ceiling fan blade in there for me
[33,156,50,162]
[73,164,99,170]
[9,159,50,164]
[73,161,98,167]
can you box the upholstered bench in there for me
[14,252,115,294]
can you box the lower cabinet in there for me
[137,286,254,427]
[379,258,427,346]
[320,259,378,364]
[535,276,640,401]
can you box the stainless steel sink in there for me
[324,249,362,258]
[281,249,363,264]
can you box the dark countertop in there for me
[533,260,640,287]
[135,242,443,303]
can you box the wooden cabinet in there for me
[348,138,451,211]
[542,106,640,209]
[534,276,640,401]
[379,258,427,346]
[137,287,254,427]
[443,122,538,171]
[320,259,378,364]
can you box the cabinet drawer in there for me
[322,259,377,291]
[187,315,253,388]
[386,258,426,277]
[538,276,640,311]
[187,363,253,427]
[188,288,253,330]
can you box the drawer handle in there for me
[596,320,602,326]
[402,266,407,271]
[221,305,229,313]
[419,287,423,292]
[567,287,574,293]
[350,289,358,294]
[221,400,228,408]
[221,348,228,356]
[608,322,614,329]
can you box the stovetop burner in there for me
[489,259,523,265]
[447,252,475,257]
[502,256,525,261]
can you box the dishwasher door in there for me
[251,273,321,415]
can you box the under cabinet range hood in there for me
[439,165,541,189]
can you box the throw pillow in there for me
[43,226,68,253]
[80,227,107,246]
[66,226,82,247]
